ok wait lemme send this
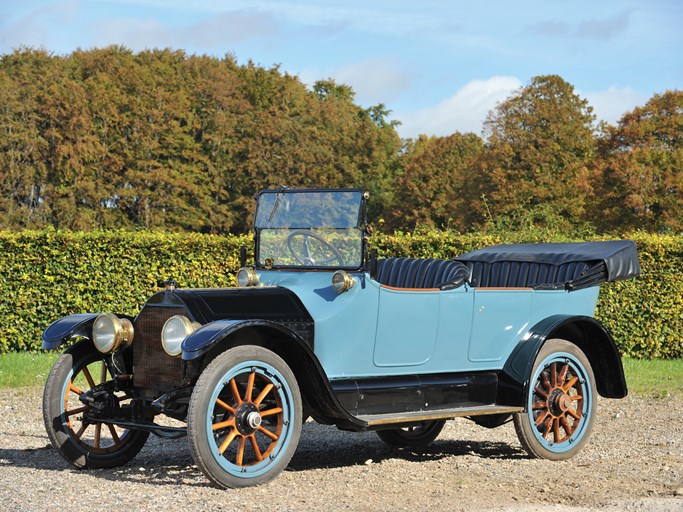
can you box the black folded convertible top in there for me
[456,240,640,290]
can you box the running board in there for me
[358,405,523,427]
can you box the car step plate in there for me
[358,405,523,427]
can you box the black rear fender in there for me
[499,315,627,407]
[550,317,627,398]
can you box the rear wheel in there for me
[376,420,446,448]
[42,341,149,468]
[513,339,596,460]
[187,346,302,488]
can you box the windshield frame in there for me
[253,188,367,271]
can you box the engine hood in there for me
[144,287,313,325]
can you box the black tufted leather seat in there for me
[374,258,471,290]
[459,260,591,288]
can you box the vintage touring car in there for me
[42,188,640,488]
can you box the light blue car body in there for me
[42,188,636,433]
[38,187,640,485]
[252,270,599,380]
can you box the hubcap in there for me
[556,393,572,412]
[235,403,261,435]
[247,412,262,429]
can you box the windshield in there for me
[255,189,364,269]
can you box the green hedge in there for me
[0,231,250,352]
[1,230,681,358]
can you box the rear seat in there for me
[458,260,591,288]
[375,257,594,290]
[374,258,471,290]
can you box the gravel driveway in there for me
[1,387,681,512]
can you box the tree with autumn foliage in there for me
[0,48,400,233]
[589,90,683,233]
[386,132,483,230]
[2,48,681,235]
[467,75,596,230]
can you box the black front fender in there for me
[180,319,364,429]
[42,313,100,350]
[181,319,258,360]
[498,315,628,407]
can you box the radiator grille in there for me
[133,305,187,393]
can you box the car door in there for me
[468,288,534,363]
[372,287,441,367]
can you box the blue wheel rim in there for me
[527,352,592,454]
[206,360,295,479]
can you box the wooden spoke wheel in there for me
[42,341,149,468]
[377,420,446,448]
[188,346,302,488]
[513,339,596,460]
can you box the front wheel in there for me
[187,346,302,488]
[513,339,596,460]
[376,420,446,448]
[42,341,149,468]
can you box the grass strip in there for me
[1,352,681,398]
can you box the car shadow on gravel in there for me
[0,423,527,488]
[0,446,67,472]
[286,423,528,472]
[0,437,206,488]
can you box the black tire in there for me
[376,420,446,448]
[187,346,303,488]
[513,339,596,461]
[469,413,512,429]
[42,341,149,469]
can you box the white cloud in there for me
[331,59,411,104]
[0,0,79,52]
[298,58,411,105]
[91,10,278,52]
[395,76,522,138]
[576,12,630,41]
[396,80,648,139]
[100,0,442,39]
[584,85,647,125]
[527,11,631,42]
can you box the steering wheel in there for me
[286,230,345,266]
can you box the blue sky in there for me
[1,1,681,138]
